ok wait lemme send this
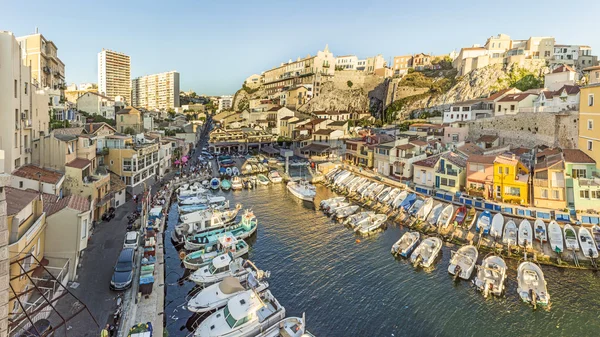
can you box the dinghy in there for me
[502,220,518,246]
[548,220,564,253]
[344,211,374,227]
[257,174,270,185]
[476,211,492,235]
[391,231,420,257]
[490,213,504,240]
[593,225,600,252]
[268,171,283,183]
[534,219,547,243]
[410,237,442,268]
[382,188,400,204]
[436,204,454,229]
[334,205,360,220]
[408,198,424,217]
[448,245,478,280]
[517,262,549,307]
[426,204,443,225]
[391,191,409,209]
[220,179,231,191]
[518,219,533,249]
[210,177,220,190]
[416,197,434,221]
[564,224,579,251]
[474,255,507,298]
[231,176,243,190]
[187,274,269,313]
[354,214,387,235]
[398,193,417,212]
[320,197,346,210]
[578,227,599,258]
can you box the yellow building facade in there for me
[579,83,600,168]
[493,154,530,205]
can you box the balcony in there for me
[578,177,600,187]
[24,119,32,129]
[533,178,548,187]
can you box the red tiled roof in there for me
[409,139,428,146]
[497,93,534,102]
[486,88,515,101]
[467,155,496,164]
[313,129,335,135]
[12,165,64,184]
[66,158,92,169]
[413,154,441,168]
[552,65,576,74]
[45,194,91,217]
[458,143,484,156]
[396,144,415,150]
[553,85,580,96]
[562,149,595,164]
[5,187,39,216]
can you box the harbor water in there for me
[164,184,600,337]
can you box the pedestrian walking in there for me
[100,324,110,337]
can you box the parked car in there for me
[110,248,135,291]
[123,231,139,250]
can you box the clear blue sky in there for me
[2,0,599,95]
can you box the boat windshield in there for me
[224,306,238,328]
[208,264,217,274]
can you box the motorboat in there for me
[517,262,549,307]
[176,206,242,244]
[183,209,257,251]
[189,255,249,286]
[476,211,492,235]
[534,219,547,243]
[334,171,352,185]
[286,180,316,202]
[225,167,233,176]
[268,171,283,183]
[210,177,221,190]
[232,167,240,176]
[187,274,269,313]
[407,197,423,217]
[426,204,443,226]
[344,211,375,227]
[194,290,285,337]
[436,204,454,229]
[334,205,359,220]
[391,231,420,257]
[367,184,385,200]
[460,206,477,229]
[578,227,599,258]
[490,213,504,240]
[179,199,231,214]
[255,314,316,337]
[474,256,507,298]
[349,179,368,193]
[502,220,518,246]
[410,237,442,268]
[382,188,400,204]
[548,220,564,253]
[376,186,392,203]
[183,235,249,270]
[179,186,207,198]
[359,182,377,198]
[564,224,580,251]
[231,176,244,190]
[327,201,350,215]
[448,245,478,280]
[355,181,372,196]
[398,193,416,212]
[518,219,533,249]
[257,174,271,185]
[346,177,364,192]
[354,214,388,235]
[320,197,346,210]
[338,174,355,187]
[202,180,210,188]
[593,226,600,252]
[416,197,434,221]
[391,191,409,208]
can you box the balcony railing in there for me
[520,104,579,113]
[533,178,548,187]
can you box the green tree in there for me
[347,80,353,88]
[123,127,136,135]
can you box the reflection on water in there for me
[164,184,600,337]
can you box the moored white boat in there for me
[286,180,316,202]
[382,188,400,204]
[416,197,434,221]
[257,174,270,185]
[189,255,249,286]
[326,201,350,215]
[344,211,374,227]
[268,170,283,183]
[255,314,316,337]
[578,226,599,258]
[391,231,420,257]
[502,220,518,246]
[476,211,492,235]
[354,214,387,234]
[334,205,359,220]
[231,176,244,190]
[391,191,408,209]
[426,204,443,226]
[186,274,269,313]
[548,220,564,253]
[474,255,507,298]
[534,219,547,243]
[564,224,579,251]
[436,204,454,229]
[448,245,478,280]
[183,236,249,270]
[320,197,346,210]
[518,219,533,249]
[517,262,549,307]
[490,213,504,240]
[410,237,442,268]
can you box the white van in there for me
[123,231,139,250]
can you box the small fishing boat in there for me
[436,204,454,229]
[416,197,434,221]
[360,182,378,198]
[548,220,563,253]
[490,213,504,240]
[286,180,316,202]
[268,170,283,183]
[376,186,392,202]
[410,237,442,268]
[452,205,467,227]
[334,171,351,185]
[348,178,367,193]
[593,225,600,252]
[225,167,233,176]
[202,180,210,187]
[210,177,220,190]
[517,262,549,307]
[398,193,417,212]
[183,237,249,270]
[231,176,243,190]
[578,227,599,258]
[189,255,248,286]
[220,179,231,191]
[183,210,257,250]
[502,220,518,246]
[232,167,240,176]
[255,314,316,337]
[474,255,507,298]
[476,211,492,235]
[534,219,547,243]
[448,245,478,280]
[334,205,359,220]
[367,184,385,200]
[518,219,533,249]
[320,196,346,209]
[257,174,270,185]
[564,224,580,251]
[391,231,420,257]
[327,201,351,215]
[463,207,477,229]
[408,197,424,217]
[356,181,373,196]
[382,188,400,204]
[186,274,269,313]
[344,211,374,227]
[426,204,443,225]
[391,191,409,208]
[248,176,258,187]
[354,214,388,235]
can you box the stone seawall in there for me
[467,111,579,149]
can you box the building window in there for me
[498,167,502,174]
[541,189,548,198]
[589,119,594,130]
[592,191,600,199]
[19,181,23,188]
[505,167,509,175]
[510,105,515,112]
[589,94,595,107]
[82,219,88,239]
[588,140,593,151]
[580,190,590,199]
[572,169,587,179]
[505,187,521,196]
[14,80,17,98]
[553,190,560,199]
[24,82,28,94]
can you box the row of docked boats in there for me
[206,170,284,192]
[320,197,387,234]
[174,181,316,336]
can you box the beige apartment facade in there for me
[16,31,65,89]
[98,49,131,103]
[132,71,180,111]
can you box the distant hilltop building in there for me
[132,71,180,111]
[98,49,131,103]
[217,95,233,112]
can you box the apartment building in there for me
[217,95,233,112]
[116,106,144,134]
[77,91,117,118]
[392,55,412,76]
[0,156,9,337]
[244,74,263,89]
[16,30,65,90]
[335,55,358,70]
[132,71,180,111]
[0,31,51,173]
[98,49,131,103]
[262,45,335,97]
